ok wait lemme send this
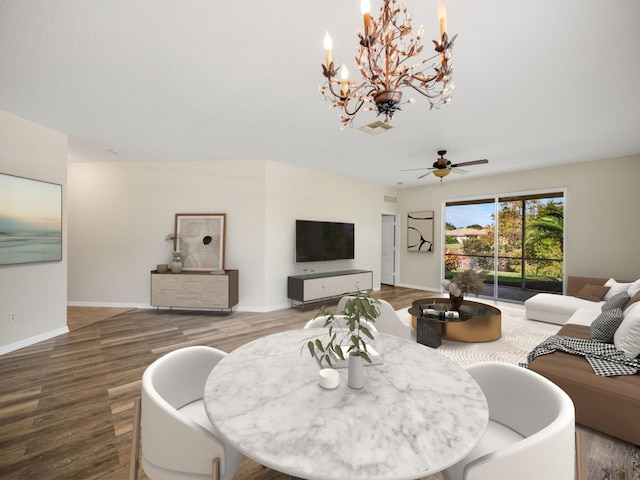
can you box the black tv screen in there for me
[296,220,355,262]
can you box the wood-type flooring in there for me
[0,286,638,479]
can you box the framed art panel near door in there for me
[407,211,434,252]
[0,173,62,265]
[174,213,226,271]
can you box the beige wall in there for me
[67,160,269,308]
[0,111,68,353]
[264,161,400,307]
[67,159,400,311]
[398,155,640,291]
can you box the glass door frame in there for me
[440,187,567,303]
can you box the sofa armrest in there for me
[566,276,608,297]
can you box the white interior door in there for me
[381,214,396,285]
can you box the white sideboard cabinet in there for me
[151,270,239,311]
[287,269,373,308]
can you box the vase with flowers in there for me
[306,290,380,389]
[171,251,183,273]
[441,269,487,310]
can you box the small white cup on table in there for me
[318,368,340,389]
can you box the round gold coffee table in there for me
[411,297,502,343]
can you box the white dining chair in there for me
[131,345,243,480]
[303,313,377,332]
[442,361,576,480]
[337,296,412,339]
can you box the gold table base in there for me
[411,298,501,343]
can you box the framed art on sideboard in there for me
[174,213,226,271]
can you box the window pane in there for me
[445,192,564,303]
[444,202,495,297]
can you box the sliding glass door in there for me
[444,191,564,303]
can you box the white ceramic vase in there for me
[171,251,183,273]
[347,350,365,389]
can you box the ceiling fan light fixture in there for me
[400,149,489,183]
[320,0,457,128]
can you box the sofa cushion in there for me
[590,308,624,343]
[602,291,631,311]
[613,303,640,359]
[566,308,599,327]
[604,278,633,300]
[576,284,610,302]
[624,291,640,312]
[628,279,640,298]
[525,293,603,325]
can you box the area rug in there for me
[395,300,561,366]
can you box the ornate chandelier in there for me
[320,0,457,128]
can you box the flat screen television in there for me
[296,220,355,262]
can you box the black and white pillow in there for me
[602,291,631,311]
[591,308,624,343]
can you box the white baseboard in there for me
[394,282,440,293]
[0,327,69,356]
[67,301,150,308]
[238,303,292,313]
[68,301,291,314]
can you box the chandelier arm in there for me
[323,78,345,102]
[323,75,377,120]
[410,51,441,67]
[406,70,439,85]
[361,37,391,91]
[396,60,444,90]
[324,74,371,104]
[356,33,381,89]
[407,83,445,101]
[343,96,368,118]
[380,2,395,90]
[361,46,378,85]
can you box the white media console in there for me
[287,269,373,309]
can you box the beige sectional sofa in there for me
[524,276,640,446]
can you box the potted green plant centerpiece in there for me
[442,269,487,310]
[307,290,380,389]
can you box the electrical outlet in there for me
[9,312,16,322]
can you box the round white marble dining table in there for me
[204,329,488,480]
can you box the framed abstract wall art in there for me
[0,173,62,266]
[174,213,226,271]
[407,210,434,252]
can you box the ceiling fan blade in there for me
[417,171,433,179]
[451,168,469,174]
[401,167,431,172]
[450,159,489,168]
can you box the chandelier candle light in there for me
[321,0,457,128]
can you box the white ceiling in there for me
[1,0,639,188]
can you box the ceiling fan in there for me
[403,150,489,182]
